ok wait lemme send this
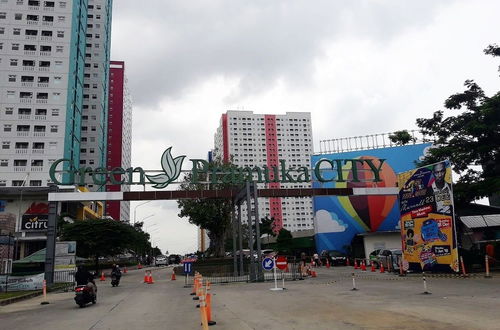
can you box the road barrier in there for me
[351,272,358,291]
[422,272,431,295]
[189,272,216,328]
[460,256,467,277]
[485,255,491,278]
[40,279,49,305]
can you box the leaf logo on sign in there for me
[145,147,185,189]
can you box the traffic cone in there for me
[148,271,154,284]
[123,267,127,274]
[171,269,176,281]
[354,260,359,270]
[144,271,149,283]
[100,272,105,281]
[138,263,142,269]
[346,258,350,267]
[361,261,367,271]
[326,258,331,269]
[371,261,375,272]
[311,270,317,278]
[380,263,385,273]
[206,281,216,326]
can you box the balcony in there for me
[39,67,50,72]
[39,51,51,56]
[28,6,40,10]
[15,149,28,154]
[25,36,37,40]
[40,36,52,41]
[14,166,27,172]
[37,83,49,88]
[34,115,46,120]
[20,98,32,103]
[33,132,45,137]
[22,82,34,87]
[18,115,31,120]
[17,132,30,137]
[23,66,35,71]
[31,166,44,172]
[24,50,37,56]
[27,20,39,25]
[42,22,53,26]
[32,149,44,154]
[43,7,54,11]
[36,99,48,104]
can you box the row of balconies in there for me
[12,166,45,172]
[17,115,47,120]
[21,50,52,56]
[20,82,49,87]
[14,149,45,154]
[25,36,53,41]
[22,66,51,71]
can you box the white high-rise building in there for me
[0,0,88,187]
[213,110,314,233]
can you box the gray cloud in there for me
[111,0,444,109]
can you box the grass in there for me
[0,290,38,300]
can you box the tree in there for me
[177,160,235,257]
[392,44,500,205]
[276,228,293,255]
[61,218,144,271]
[389,130,416,146]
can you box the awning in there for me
[459,214,500,229]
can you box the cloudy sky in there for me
[109,0,500,255]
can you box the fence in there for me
[176,257,304,285]
[0,269,75,293]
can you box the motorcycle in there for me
[111,273,121,287]
[74,285,96,308]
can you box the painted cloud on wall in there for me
[315,209,348,233]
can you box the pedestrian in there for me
[313,252,320,267]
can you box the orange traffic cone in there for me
[371,261,376,272]
[123,267,127,274]
[138,263,143,269]
[148,271,154,284]
[144,271,149,283]
[311,270,317,278]
[354,260,359,269]
[346,258,350,267]
[171,269,176,281]
[206,281,216,326]
[380,263,385,273]
[361,261,367,271]
[100,272,105,281]
[326,258,331,269]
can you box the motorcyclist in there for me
[111,264,122,284]
[75,266,96,296]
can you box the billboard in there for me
[398,160,459,272]
[312,143,432,254]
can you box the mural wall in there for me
[312,143,432,254]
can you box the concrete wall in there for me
[363,233,402,257]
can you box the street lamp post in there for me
[133,200,153,224]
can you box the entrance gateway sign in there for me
[49,147,387,189]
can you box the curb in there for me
[0,291,42,306]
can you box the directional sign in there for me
[183,262,193,274]
[262,257,275,271]
[276,256,288,270]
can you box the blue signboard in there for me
[262,257,274,271]
[183,262,193,274]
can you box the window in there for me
[13,181,25,186]
[0,12,6,19]
[57,30,64,38]
[0,180,5,187]
[15,142,29,149]
[15,13,22,20]
[33,142,44,149]
[56,46,63,52]
[59,1,66,8]
[0,27,4,34]
[54,76,61,84]
[8,75,16,82]
[2,142,10,149]
[4,125,12,132]
[51,108,59,116]
[12,43,20,50]
[50,125,57,132]
[0,160,8,167]
[10,59,18,66]
[5,107,13,115]
[33,125,44,132]
[13,28,21,35]
[30,180,42,186]
[57,16,65,22]
[14,160,27,166]
[31,160,43,166]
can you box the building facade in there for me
[105,60,131,222]
[0,0,88,188]
[79,0,112,191]
[213,110,314,233]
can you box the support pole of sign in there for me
[282,271,286,290]
[237,204,244,276]
[246,182,255,281]
[44,184,58,286]
[252,183,263,281]
[269,257,282,291]
[231,203,237,277]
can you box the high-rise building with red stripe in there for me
[214,111,314,233]
[105,61,132,221]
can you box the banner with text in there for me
[398,160,458,272]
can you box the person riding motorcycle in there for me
[75,266,96,296]
[111,264,122,286]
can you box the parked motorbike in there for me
[74,285,96,308]
[111,273,121,287]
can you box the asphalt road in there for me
[1,266,499,329]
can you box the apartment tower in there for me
[213,111,314,232]
[105,60,131,222]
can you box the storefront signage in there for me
[21,214,48,231]
[49,147,386,189]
